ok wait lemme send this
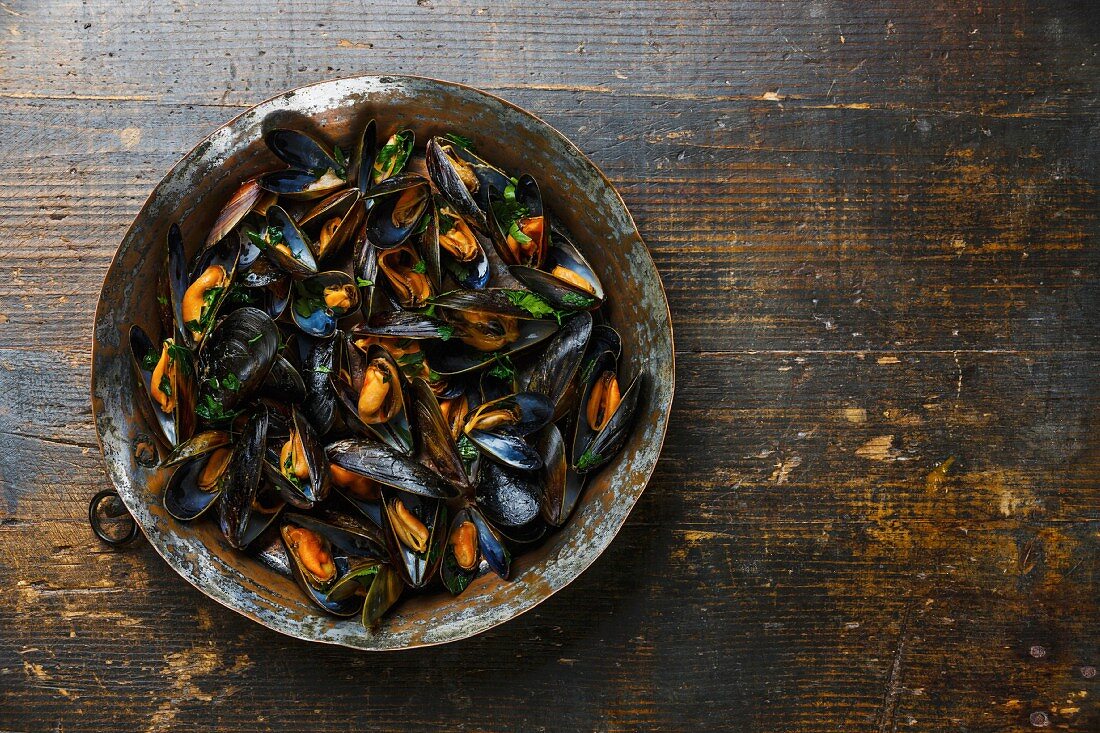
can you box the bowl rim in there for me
[90,73,675,650]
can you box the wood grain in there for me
[1,0,1097,731]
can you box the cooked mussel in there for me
[570,327,643,474]
[381,489,445,588]
[364,174,431,250]
[332,343,414,455]
[273,407,330,503]
[129,324,197,448]
[162,430,232,521]
[463,392,553,471]
[510,225,604,311]
[281,512,387,615]
[168,224,241,347]
[215,406,269,548]
[440,505,511,594]
[519,311,592,421]
[194,307,280,420]
[289,270,360,338]
[326,438,457,500]
[368,129,414,186]
[259,206,319,279]
[376,242,434,309]
[297,188,365,262]
[488,175,546,268]
[426,137,498,229]
[260,129,348,200]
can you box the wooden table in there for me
[1,1,1096,730]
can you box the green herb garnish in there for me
[436,324,455,341]
[195,393,240,422]
[142,351,158,371]
[456,435,479,462]
[166,342,194,375]
[503,289,566,324]
[576,449,603,472]
[437,211,456,235]
[311,365,333,375]
[560,291,595,309]
[356,277,374,288]
[412,260,427,274]
[223,373,241,392]
[443,132,473,150]
[156,294,169,306]
[487,353,516,381]
[158,375,172,397]
[248,333,263,344]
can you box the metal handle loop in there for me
[88,489,140,546]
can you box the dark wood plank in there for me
[1,0,1098,731]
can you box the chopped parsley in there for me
[156,294,169,306]
[195,393,239,422]
[437,211,456,235]
[247,225,285,251]
[413,212,430,236]
[442,132,473,150]
[166,342,194,375]
[411,260,427,274]
[356,277,374,288]
[311,365,333,375]
[435,324,455,341]
[142,351,158,371]
[456,434,479,462]
[560,291,596,309]
[293,281,328,319]
[223,373,241,392]
[248,333,263,344]
[503,289,567,324]
[487,352,516,381]
[158,375,172,397]
[372,131,413,184]
[576,449,603,472]
[332,145,347,178]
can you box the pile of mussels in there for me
[130,120,642,628]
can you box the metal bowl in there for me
[91,75,674,649]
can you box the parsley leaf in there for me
[437,211,456,235]
[223,373,241,392]
[456,434,479,462]
[195,393,240,422]
[487,353,516,381]
[436,324,455,341]
[576,449,603,472]
[560,291,596,309]
[412,260,427,274]
[443,132,473,150]
[311,365,333,375]
[356,277,374,288]
[503,289,566,323]
[142,351,158,371]
[156,294,169,306]
[166,342,194,376]
[159,374,172,397]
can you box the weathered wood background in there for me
[1,1,1097,730]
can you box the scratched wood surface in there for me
[1,1,1097,731]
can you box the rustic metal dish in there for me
[90,75,674,649]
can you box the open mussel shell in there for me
[203,178,275,252]
[463,392,554,471]
[375,241,434,309]
[280,512,385,616]
[510,227,604,311]
[441,505,512,594]
[263,206,319,278]
[381,489,446,588]
[216,407,269,548]
[297,188,365,262]
[265,129,341,175]
[538,423,587,526]
[572,371,644,474]
[332,344,414,455]
[519,311,592,421]
[195,307,280,415]
[353,309,445,340]
[259,355,306,404]
[162,431,232,521]
[428,196,491,291]
[128,324,197,448]
[409,378,473,493]
[426,138,489,230]
[239,487,286,549]
[361,564,403,626]
[364,174,431,250]
[160,429,230,468]
[366,129,415,188]
[352,232,383,320]
[352,118,377,194]
[325,438,457,500]
[487,174,546,268]
[262,459,316,510]
[170,228,241,348]
[290,270,360,338]
[424,311,558,378]
[272,408,331,503]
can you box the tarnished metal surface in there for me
[90,75,674,650]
